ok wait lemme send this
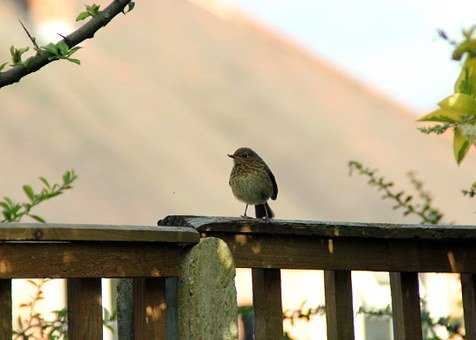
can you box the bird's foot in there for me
[261,216,271,223]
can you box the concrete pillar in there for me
[178,237,238,340]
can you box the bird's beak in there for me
[227,154,235,159]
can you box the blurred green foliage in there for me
[419,26,476,164]
[1,170,77,223]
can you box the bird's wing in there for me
[266,166,278,200]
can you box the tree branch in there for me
[0,0,132,89]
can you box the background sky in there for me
[233,0,476,113]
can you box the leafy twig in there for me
[348,161,444,224]
[418,123,454,135]
[462,181,476,198]
[283,302,325,326]
[437,29,458,46]
[0,170,78,223]
[0,0,134,88]
[359,302,463,340]
[76,4,102,22]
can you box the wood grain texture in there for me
[0,243,182,278]
[133,277,167,340]
[0,279,11,340]
[67,278,103,340]
[390,272,422,340]
[252,268,283,340]
[195,233,476,273]
[324,270,354,340]
[0,223,199,243]
[461,274,476,340]
[159,215,476,241]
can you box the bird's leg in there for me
[262,204,271,223]
[241,204,249,218]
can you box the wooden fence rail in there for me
[0,223,200,340]
[159,215,476,340]
[2,218,476,339]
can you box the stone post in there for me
[177,237,238,340]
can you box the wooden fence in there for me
[160,215,476,340]
[0,223,200,340]
[2,217,476,339]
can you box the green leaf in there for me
[65,58,81,65]
[76,11,91,21]
[67,46,82,56]
[22,185,35,202]
[0,62,7,72]
[10,46,29,65]
[439,93,476,116]
[455,57,476,95]
[86,4,101,16]
[417,108,463,123]
[29,214,46,223]
[56,41,69,56]
[454,127,471,164]
[38,177,50,189]
[419,93,476,123]
[63,171,70,184]
[42,43,60,56]
[452,39,476,60]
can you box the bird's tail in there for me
[255,202,274,219]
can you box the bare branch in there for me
[19,19,40,52]
[0,0,132,89]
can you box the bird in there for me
[228,147,278,219]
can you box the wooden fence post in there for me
[324,270,355,340]
[177,237,238,340]
[390,272,422,340]
[252,268,283,340]
[0,279,11,340]
[67,278,103,340]
[461,273,476,340]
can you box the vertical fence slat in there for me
[133,277,167,340]
[252,268,283,340]
[0,279,11,340]
[324,270,355,340]
[461,273,476,339]
[390,272,422,340]
[67,278,103,340]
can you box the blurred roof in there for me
[1,0,475,225]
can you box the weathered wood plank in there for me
[67,278,103,340]
[0,279,11,340]
[133,277,167,340]
[461,274,476,340]
[324,270,354,340]
[0,223,199,243]
[160,215,476,241]
[252,268,283,340]
[390,272,422,340]
[0,243,182,278]
[197,233,476,273]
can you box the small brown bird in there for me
[228,147,278,219]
